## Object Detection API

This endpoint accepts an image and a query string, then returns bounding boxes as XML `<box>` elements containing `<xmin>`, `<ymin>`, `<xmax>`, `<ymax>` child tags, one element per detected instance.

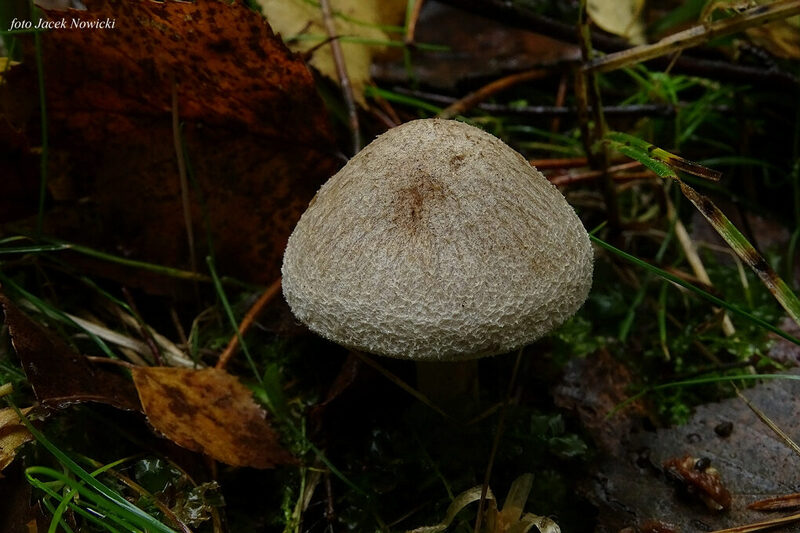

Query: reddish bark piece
<box><xmin>36</xmin><ymin>0</ymin><xmax>333</xmax><ymax>144</ymax></box>
<box><xmin>131</xmin><ymin>367</ymin><xmax>294</xmax><ymax>469</ymax></box>
<box><xmin>0</xmin><ymin>294</ymin><xmax>142</xmax><ymax>411</ymax></box>
<box><xmin>0</xmin><ymin>0</ymin><xmax>339</xmax><ymax>287</ymax></box>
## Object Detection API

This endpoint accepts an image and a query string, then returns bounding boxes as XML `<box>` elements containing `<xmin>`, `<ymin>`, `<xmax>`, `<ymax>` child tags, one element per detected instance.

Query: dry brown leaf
<box><xmin>132</xmin><ymin>367</ymin><xmax>294</xmax><ymax>469</ymax></box>
<box><xmin>0</xmin><ymin>407</ymin><xmax>33</xmax><ymax>475</ymax></box>
<box><xmin>259</xmin><ymin>0</ymin><xmax>407</xmax><ymax>105</ymax></box>
<box><xmin>0</xmin><ymin>293</ymin><xmax>142</xmax><ymax>411</ymax></box>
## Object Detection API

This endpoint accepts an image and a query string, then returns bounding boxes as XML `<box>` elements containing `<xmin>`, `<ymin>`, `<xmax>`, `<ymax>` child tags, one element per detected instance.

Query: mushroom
<box><xmin>281</xmin><ymin>119</ymin><xmax>592</xmax><ymax>406</ymax></box>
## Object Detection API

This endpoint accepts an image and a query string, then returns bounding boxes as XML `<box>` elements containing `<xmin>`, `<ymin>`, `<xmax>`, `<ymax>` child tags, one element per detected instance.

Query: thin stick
<box><xmin>586</xmin><ymin>0</ymin><xmax>800</xmax><ymax>73</ymax></box>
<box><xmin>710</xmin><ymin>512</ymin><xmax>800</xmax><ymax>533</ymax></box>
<box><xmin>216</xmin><ymin>277</ymin><xmax>282</xmax><ymax>370</ymax></box>
<box><xmin>84</xmin><ymin>356</ymin><xmax>135</xmax><ymax>370</ymax></box>
<box><xmin>319</xmin><ymin>0</ymin><xmax>360</xmax><ymax>154</ymax></box>
<box><xmin>531</xmin><ymin>157</ymin><xmax>589</xmax><ymax>169</ymax></box>
<box><xmin>172</xmin><ymin>78</ymin><xmax>197</xmax><ymax>275</ymax></box>
<box><xmin>437</xmin><ymin>69</ymin><xmax>549</xmax><ymax>120</ymax></box>
<box><xmin>575</xmin><ymin>0</ymin><xmax>619</xmax><ymax>229</ymax></box>
<box><xmin>474</xmin><ymin>348</ymin><xmax>524</xmax><ymax>533</ymax></box>
<box><xmin>122</xmin><ymin>287</ymin><xmax>163</xmax><ymax>365</ymax></box>
<box><xmin>404</xmin><ymin>0</ymin><xmax>425</xmax><ymax>45</ymax></box>
<box><xmin>548</xmin><ymin>161</ymin><xmax>646</xmax><ymax>185</ymax></box>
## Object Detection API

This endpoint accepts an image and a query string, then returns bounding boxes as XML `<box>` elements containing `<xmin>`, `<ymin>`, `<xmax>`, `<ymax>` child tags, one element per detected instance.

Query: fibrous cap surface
<box><xmin>282</xmin><ymin>119</ymin><xmax>593</xmax><ymax>361</ymax></box>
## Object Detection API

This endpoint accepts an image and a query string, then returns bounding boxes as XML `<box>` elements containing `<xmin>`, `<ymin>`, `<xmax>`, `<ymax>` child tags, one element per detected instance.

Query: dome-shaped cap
<box><xmin>282</xmin><ymin>119</ymin><xmax>593</xmax><ymax>361</ymax></box>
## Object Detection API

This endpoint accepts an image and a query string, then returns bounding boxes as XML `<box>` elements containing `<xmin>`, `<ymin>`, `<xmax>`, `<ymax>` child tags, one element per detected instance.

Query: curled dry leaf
<box><xmin>132</xmin><ymin>367</ymin><xmax>294</xmax><ymax>469</ymax></box>
<box><xmin>663</xmin><ymin>455</ymin><xmax>732</xmax><ymax>511</ymax></box>
<box><xmin>0</xmin><ymin>406</ymin><xmax>33</xmax><ymax>475</ymax></box>
<box><xmin>0</xmin><ymin>293</ymin><xmax>142</xmax><ymax>411</ymax></box>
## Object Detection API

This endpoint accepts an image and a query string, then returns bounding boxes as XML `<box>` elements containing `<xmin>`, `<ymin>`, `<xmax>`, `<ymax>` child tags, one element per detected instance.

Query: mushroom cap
<box><xmin>282</xmin><ymin>119</ymin><xmax>593</xmax><ymax>361</ymax></box>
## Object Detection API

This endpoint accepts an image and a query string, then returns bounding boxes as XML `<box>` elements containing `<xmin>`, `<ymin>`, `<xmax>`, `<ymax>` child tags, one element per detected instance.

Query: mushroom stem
<box><xmin>416</xmin><ymin>359</ymin><xmax>479</xmax><ymax>411</ymax></box>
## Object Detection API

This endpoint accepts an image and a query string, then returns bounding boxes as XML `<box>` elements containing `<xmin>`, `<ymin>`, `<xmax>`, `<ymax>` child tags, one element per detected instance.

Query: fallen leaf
<box><xmin>662</xmin><ymin>454</ymin><xmax>732</xmax><ymax>511</ymax></box>
<box><xmin>259</xmin><ymin>0</ymin><xmax>407</xmax><ymax>105</ymax></box>
<box><xmin>1</xmin><ymin>0</ymin><xmax>340</xmax><ymax>288</ymax></box>
<box><xmin>587</xmin><ymin>0</ymin><xmax>646</xmax><ymax>44</ymax></box>
<box><xmin>0</xmin><ymin>407</ymin><xmax>33</xmax><ymax>475</ymax></box>
<box><xmin>0</xmin><ymin>293</ymin><xmax>142</xmax><ymax>411</ymax></box>
<box><xmin>132</xmin><ymin>367</ymin><xmax>294</xmax><ymax>469</ymax></box>
<box><xmin>0</xmin><ymin>462</ymin><xmax>37</xmax><ymax>533</ymax></box>
<box><xmin>586</xmin><ymin>370</ymin><xmax>800</xmax><ymax>531</ymax></box>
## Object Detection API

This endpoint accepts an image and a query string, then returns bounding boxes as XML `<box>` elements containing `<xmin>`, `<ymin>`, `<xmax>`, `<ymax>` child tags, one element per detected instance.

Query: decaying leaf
<box><xmin>587</xmin><ymin>0</ymin><xmax>646</xmax><ymax>44</ymax></box>
<box><xmin>258</xmin><ymin>0</ymin><xmax>407</xmax><ymax>105</ymax></box>
<box><xmin>0</xmin><ymin>293</ymin><xmax>142</xmax><ymax>411</ymax></box>
<box><xmin>662</xmin><ymin>455</ymin><xmax>732</xmax><ymax>511</ymax></box>
<box><xmin>1</xmin><ymin>0</ymin><xmax>340</xmax><ymax>288</ymax></box>
<box><xmin>584</xmin><ymin>370</ymin><xmax>800</xmax><ymax>531</ymax></box>
<box><xmin>132</xmin><ymin>367</ymin><xmax>294</xmax><ymax>469</ymax></box>
<box><xmin>0</xmin><ymin>406</ymin><xmax>33</xmax><ymax>475</ymax></box>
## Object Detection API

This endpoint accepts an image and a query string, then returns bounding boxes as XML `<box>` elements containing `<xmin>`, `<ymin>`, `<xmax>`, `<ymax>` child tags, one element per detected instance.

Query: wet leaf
<box><xmin>1</xmin><ymin>0</ymin><xmax>340</xmax><ymax>288</ymax></box>
<box><xmin>131</xmin><ymin>367</ymin><xmax>294</xmax><ymax>469</ymax></box>
<box><xmin>259</xmin><ymin>0</ymin><xmax>407</xmax><ymax>105</ymax></box>
<box><xmin>0</xmin><ymin>293</ymin><xmax>142</xmax><ymax>411</ymax></box>
<box><xmin>0</xmin><ymin>406</ymin><xmax>33</xmax><ymax>475</ymax></box>
<box><xmin>588</xmin><ymin>371</ymin><xmax>800</xmax><ymax>531</ymax></box>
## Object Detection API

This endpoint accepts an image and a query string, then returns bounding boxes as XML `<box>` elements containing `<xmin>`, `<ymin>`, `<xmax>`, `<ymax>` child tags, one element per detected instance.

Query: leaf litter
<box><xmin>563</xmin><ymin>361</ymin><xmax>800</xmax><ymax>532</ymax></box>
<box><xmin>0</xmin><ymin>292</ymin><xmax>142</xmax><ymax>411</ymax></box>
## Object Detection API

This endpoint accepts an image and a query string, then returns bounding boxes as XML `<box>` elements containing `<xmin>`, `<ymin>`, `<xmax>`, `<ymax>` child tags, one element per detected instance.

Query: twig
<box><xmin>404</xmin><ymin>0</ymin><xmax>425</xmax><ymax>45</ymax></box>
<box><xmin>394</xmin><ymin>87</ymin><xmax>729</xmax><ymax>116</ymax></box>
<box><xmin>84</xmin><ymin>356</ymin><xmax>136</xmax><ymax>369</ymax></box>
<box><xmin>172</xmin><ymin>77</ymin><xmax>197</xmax><ymax>275</ymax></box>
<box><xmin>215</xmin><ymin>277</ymin><xmax>282</xmax><ymax>370</ymax></box>
<box><xmin>429</xmin><ymin>0</ymin><xmax>799</xmax><ymax>89</ymax></box>
<box><xmin>319</xmin><ymin>0</ymin><xmax>360</xmax><ymax>154</ymax></box>
<box><xmin>437</xmin><ymin>68</ymin><xmax>549</xmax><ymax>119</ymax></box>
<box><xmin>474</xmin><ymin>348</ymin><xmax>524</xmax><ymax>533</ymax></box>
<box><xmin>531</xmin><ymin>157</ymin><xmax>589</xmax><ymax>169</ymax></box>
<box><xmin>548</xmin><ymin>161</ymin><xmax>651</xmax><ymax>186</ymax></box>
<box><xmin>710</xmin><ymin>512</ymin><xmax>800</xmax><ymax>533</ymax></box>
<box><xmin>575</xmin><ymin>0</ymin><xmax>619</xmax><ymax>229</ymax></box>
<box><xmin>586</xmin><ymin>0</ymin><xmax>800</xmax><ymax>73</ymax></box>
<box><xmin>551</xmin><ymin>72</ymin><xmax>568</xmax><ymax>133</ymax></box>
<box><xmin>122</xmin><ymin>287</ymin><xmax>164</xmax><ymax>365</ymax></box>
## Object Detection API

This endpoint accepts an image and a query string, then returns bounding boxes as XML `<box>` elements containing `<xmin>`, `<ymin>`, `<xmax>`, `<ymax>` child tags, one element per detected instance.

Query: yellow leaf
<box><xmin>587</xmin><ymin>0</ymin><xmax>646</xmax><ymax>44</ymax></box>
<box><xmin>0</xmin><ymin>406</ymin><xmax>34</xmax><ymax>476</ymax></box>
<box><xmin>257</xmin><ymin>0</ymin><xmax>407</xmax><ymax>106</ymax></box>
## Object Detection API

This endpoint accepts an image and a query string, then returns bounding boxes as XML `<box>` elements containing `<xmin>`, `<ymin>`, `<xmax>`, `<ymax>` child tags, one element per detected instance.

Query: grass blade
<box><xmin>590</xmin><ymin>235</ymin><xmax>800</xmax><ymax>346</ymax></box>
